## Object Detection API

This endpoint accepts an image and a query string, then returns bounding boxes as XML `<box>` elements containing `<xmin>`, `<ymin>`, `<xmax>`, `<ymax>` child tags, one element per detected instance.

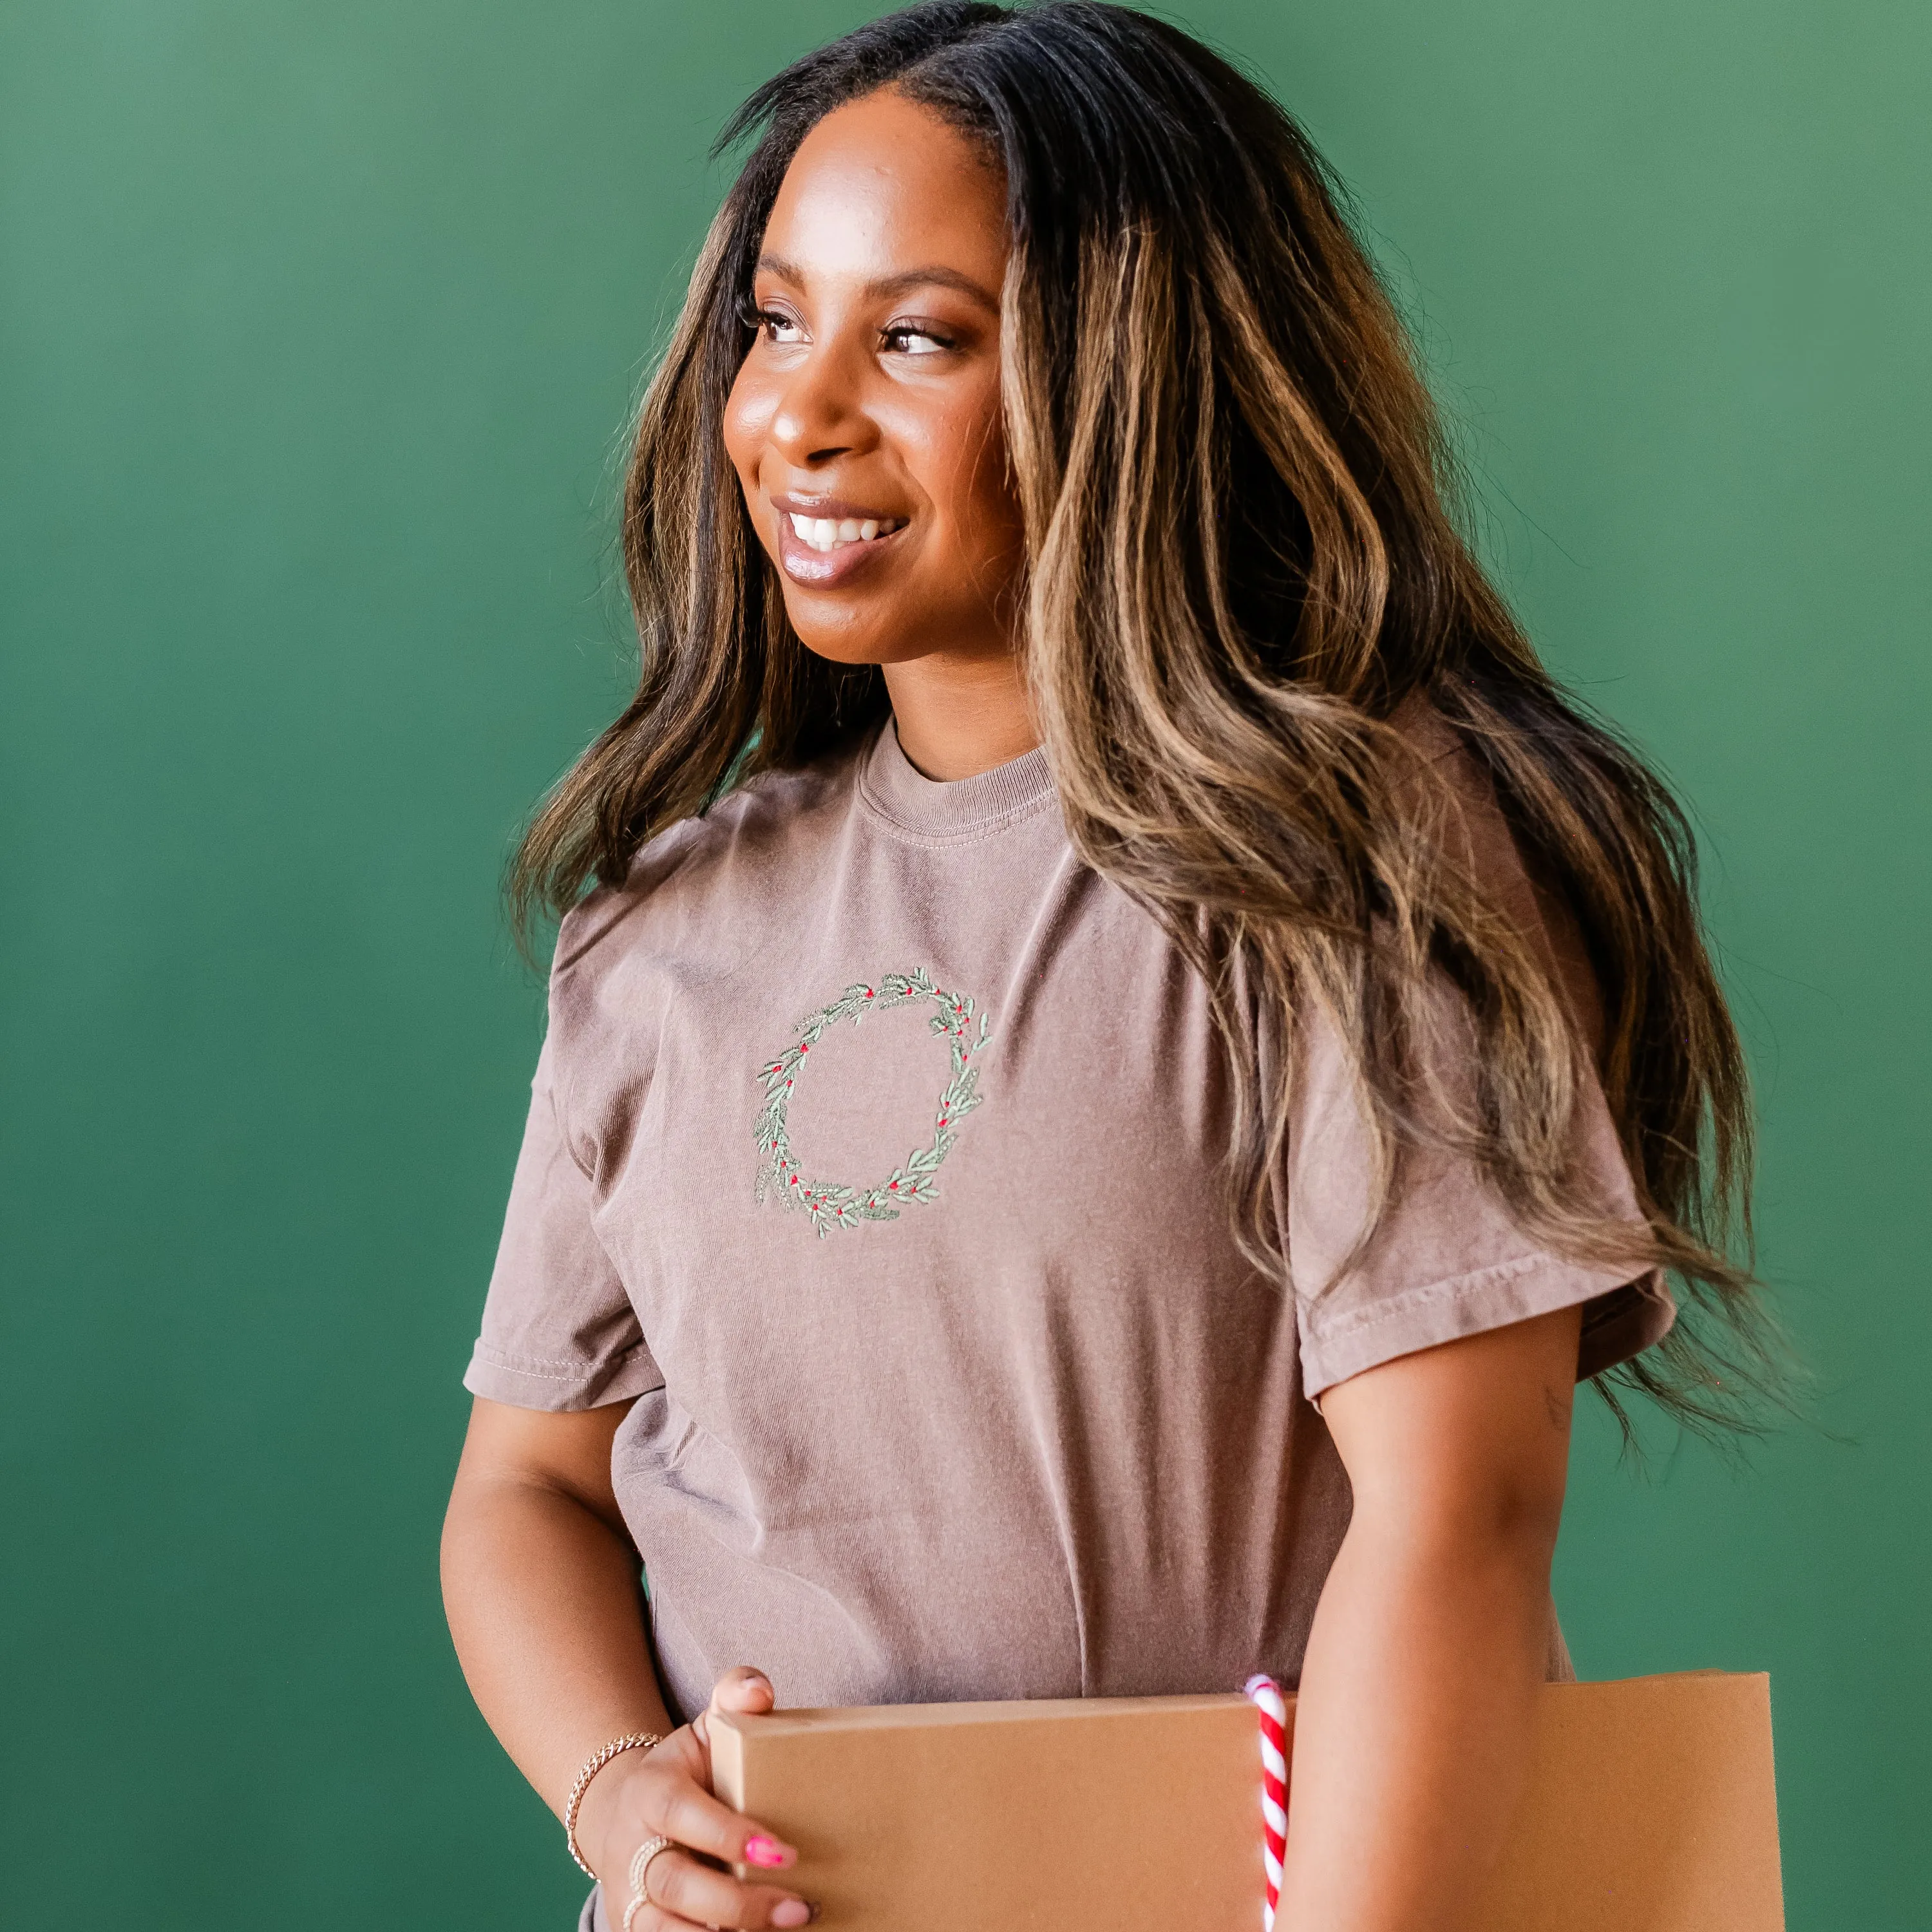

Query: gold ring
<box><xmin>622</xmin><ymin>1835</ymin><xmax>676</xmax><ymax>1929</ymax></box>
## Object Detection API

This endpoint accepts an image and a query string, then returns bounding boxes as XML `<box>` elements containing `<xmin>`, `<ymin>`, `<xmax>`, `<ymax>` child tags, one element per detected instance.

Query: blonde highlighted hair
<box><xmin>513</xmin><ymin>1</ymin><xmax>1777</xmax><ymax>1429</ymax></box>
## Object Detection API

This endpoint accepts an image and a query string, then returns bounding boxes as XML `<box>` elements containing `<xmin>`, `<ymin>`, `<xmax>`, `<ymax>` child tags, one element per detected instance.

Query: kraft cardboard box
<box><xmin>712</xmin><ymin>1671</ymin><xmax>1784</xmax><ymax>1931</ymax></box>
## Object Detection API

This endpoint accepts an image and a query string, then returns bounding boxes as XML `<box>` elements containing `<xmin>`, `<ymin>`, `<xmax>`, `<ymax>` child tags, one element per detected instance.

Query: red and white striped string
<box><xmin>1243</xmin><ymin>1674</ymin><xmax>1289</xmax><ymax>1931</ymax></box>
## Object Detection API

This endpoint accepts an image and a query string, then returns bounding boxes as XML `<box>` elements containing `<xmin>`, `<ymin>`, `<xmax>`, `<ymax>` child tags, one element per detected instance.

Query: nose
<box><xmin>767</xmin><ymin>334</ymin><xmax>877</xmax><ymax>470</ymax></box>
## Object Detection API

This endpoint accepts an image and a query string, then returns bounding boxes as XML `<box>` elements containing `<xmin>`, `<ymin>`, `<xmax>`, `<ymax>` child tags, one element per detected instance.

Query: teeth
<box><xmin>786</xmin><ymin>511</ymin><xmax>904</xmax><ymax>553</ymax></box>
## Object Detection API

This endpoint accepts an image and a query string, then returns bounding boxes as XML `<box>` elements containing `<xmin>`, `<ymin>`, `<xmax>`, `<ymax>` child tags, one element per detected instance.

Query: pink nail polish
<box><xmin>744</xmin><ymin>1833</ymin><xmax>789</xmax><ymax>1868</ymax></box>
<box><xmin>771</xmin><ymin>1902</ymin><xmax>811</xmax><ymax>1929</ymax></box>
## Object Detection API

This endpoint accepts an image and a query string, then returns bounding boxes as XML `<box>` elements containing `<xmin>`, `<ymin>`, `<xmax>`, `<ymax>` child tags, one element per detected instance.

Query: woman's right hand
<box><xmin>576</xmin><ymin>1666</ymin><xmax>814</xmax><ymax>1929</ymax></box>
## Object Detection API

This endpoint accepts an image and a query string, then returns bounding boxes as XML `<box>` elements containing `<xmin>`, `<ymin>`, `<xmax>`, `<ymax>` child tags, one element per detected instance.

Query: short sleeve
<box><xmin>462</xmin><ymin>1033</ymin><xmax>663</xmax><ymax>1412</ymax></box>
<box><xmin>1286</xmin><ymin>714</ymin><xmax>1675</xmax><ymax>1402</ymax></box>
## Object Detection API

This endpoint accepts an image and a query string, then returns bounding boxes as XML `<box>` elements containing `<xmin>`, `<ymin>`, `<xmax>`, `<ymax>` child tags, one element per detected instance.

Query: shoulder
<box><xmin>1387</xmin><ymin>689</ymin><xmax>1606</xmax><ymax>1046</ymax></box>
<box><xmin>551</xmin><ymin>735</ymin><xmax>870</xmax><ymax>984</ymax></box>
<box><xmin>535</xmin><ymin>735</ymin><xmax>871</xmax><ymax>1137</ymax></box>
<box><xmin>1386</xmin><ymin>690</ymin><xmax>1518</xmax><ymax>888</ymax></box>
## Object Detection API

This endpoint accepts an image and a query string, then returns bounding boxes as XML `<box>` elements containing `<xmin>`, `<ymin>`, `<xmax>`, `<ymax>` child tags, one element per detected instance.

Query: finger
<box><xmin>634</xmin><ymin>1730</ymin><xmax>796</xmax><ymax>1870</ymax></box>
<box><xmin>711</xmin><ymin>1665</ymin><xmax>777</xmax><ymax>1716</ymax></box>
<box><xmin>632</xmin><ymin>1848</ymin><xmax>814</xmax><ymax>1930</ymax></box>
<box><xmin>695</xmin><ymin>1666</ymin><xmax>776</xmax><ymax>1753</ymax></box>
<box><xmin>641</xmin><ymin>1775</ymin><xmax>797</xmax><ymax>1873</ymax></box>
<box><xmin>634</xmin><ymin>1908</ymin><xmax>809</xmax><ymax>1932</ymax></box>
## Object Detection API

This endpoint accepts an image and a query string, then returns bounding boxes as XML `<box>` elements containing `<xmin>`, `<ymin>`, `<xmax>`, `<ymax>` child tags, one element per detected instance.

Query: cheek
<box><xmin>721</xmin><ymin>368</ymin><xmax>773</xmax><ymax>491</ymax></box>
<box><xmin>910</xmin><ymin>383</ymin><xmax>1017</xmax><ymax>547</ymax></box>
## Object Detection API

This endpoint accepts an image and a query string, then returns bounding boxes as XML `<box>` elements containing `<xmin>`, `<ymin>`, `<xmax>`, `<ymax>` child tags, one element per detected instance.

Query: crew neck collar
<box><xmin>858</xmin><ymin>715</ymin><xmax>1056</xmax><ymax>837</ymax></box>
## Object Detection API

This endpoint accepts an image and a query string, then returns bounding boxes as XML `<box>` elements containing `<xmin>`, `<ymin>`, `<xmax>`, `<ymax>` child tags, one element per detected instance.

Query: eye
<box><xmin>882</xmin><ymin>321</ymin><xmax>957</xmax><ymax>357</ymax></box>
<box><xmin>748</xmin><ymin>305</ymin><xmax>805</xmax><ymax>345</ymax></box>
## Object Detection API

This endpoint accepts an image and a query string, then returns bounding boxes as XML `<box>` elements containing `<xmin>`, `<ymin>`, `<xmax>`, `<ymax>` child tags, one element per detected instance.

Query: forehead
<box><xmin>760</xmin><ymin>89</ymin><xmax>1007</xmax><ymax>287</ymax></box>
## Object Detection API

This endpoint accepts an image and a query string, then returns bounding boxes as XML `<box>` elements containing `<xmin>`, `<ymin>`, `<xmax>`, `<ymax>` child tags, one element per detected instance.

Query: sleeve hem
<box><xmin>1300</xmin><ymin>1251</ymin><xmax>1671</xmax><ymax>1403</ymax></box>
<box><xmin>462</xmin><ymin>1340</ymin><xmax>664</xmax><ymax>1413</ymax></box>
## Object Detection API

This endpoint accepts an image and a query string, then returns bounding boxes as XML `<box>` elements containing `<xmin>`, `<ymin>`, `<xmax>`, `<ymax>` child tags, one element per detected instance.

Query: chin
<box><xmin>785</xmin><ymin>614</ymin><xmax>938</xmax><ymax>670</ymax></box>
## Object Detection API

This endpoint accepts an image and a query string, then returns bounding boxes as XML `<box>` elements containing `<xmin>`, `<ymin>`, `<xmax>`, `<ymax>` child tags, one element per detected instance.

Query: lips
<box><xmin>770</xmin><ymin>493</ymin><xmax>909</xmax><ymax>588</ymax></box>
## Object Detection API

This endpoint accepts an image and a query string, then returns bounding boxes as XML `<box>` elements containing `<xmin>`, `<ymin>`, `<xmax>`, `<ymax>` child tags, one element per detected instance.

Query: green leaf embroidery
<box><xmin>753</xmin><ymin>969</ymin><xmax>993</xmax><ymax>1237</ymax></box>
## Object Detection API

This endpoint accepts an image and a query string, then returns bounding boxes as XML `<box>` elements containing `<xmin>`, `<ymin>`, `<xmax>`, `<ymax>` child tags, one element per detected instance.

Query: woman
<box><xmin>441</xmin><ymin>6</ymin><xmax>1768</xmax><ymax>1928</ymax></box>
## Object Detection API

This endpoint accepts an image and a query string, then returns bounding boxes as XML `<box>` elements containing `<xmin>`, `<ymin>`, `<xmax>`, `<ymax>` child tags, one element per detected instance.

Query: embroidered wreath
<box><xmin>754</xmin><ymin>967</ymin><xmax>992</xmax><ymax>1237</ymax></box>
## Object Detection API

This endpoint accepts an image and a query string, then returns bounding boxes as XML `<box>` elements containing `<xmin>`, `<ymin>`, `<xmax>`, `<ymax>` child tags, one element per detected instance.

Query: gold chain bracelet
<box><xmin>563</xmin><ymin>1732</ymin><xmax>665</xmax><ymax>1877</ymax></box>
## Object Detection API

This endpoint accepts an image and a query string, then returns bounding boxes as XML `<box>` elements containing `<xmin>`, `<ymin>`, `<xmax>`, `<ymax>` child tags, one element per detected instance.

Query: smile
<box><xmin>786</xmin><ymin>511</ymin><xmax>908</xmax><ymax>553</ymax></box>
<box><xmin>771</xmin><ymin>496</ymin><xmax>911</xmax><ymax>588</ymax></box>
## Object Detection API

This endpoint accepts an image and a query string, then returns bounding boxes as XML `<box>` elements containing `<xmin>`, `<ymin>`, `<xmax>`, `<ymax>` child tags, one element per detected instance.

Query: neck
<box><xmin>881</xmin><ymin>650</ymin><xmax>1039</xmax><ymax>781</ymax></box>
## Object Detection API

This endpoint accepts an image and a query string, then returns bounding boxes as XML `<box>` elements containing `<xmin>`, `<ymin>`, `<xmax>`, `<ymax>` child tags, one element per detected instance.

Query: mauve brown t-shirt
<box><xmin>464</xmin><ymin>713</ymin><xmax>1670</xmax><ymax>1722</ymax></box>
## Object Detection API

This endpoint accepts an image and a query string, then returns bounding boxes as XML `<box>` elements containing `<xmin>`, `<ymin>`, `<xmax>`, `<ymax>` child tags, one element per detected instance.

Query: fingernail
<box><xmin>772</xmin><ymin>1901</ymin><xmax>811</xmax><ymax>1927</ymax></box>
<box><xmin>744</xmin><ymin>1833</ymin><xmax>792</xmax><ymax>1868</ymax></box>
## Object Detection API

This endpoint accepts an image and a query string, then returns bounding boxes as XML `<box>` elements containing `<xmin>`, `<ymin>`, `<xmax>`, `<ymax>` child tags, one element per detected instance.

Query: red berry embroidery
<box><xmin>752</xmin><ymin>968</ymin><xmax>991</xmax><ymax>1237</ymax></box>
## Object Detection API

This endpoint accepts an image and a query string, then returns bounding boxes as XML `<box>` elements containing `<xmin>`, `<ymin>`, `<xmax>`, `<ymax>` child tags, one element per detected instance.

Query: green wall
<box><xmin>2</xmin><ymin>3</ymin><xmax>1924</xmax><ymax>1926</ymax></box>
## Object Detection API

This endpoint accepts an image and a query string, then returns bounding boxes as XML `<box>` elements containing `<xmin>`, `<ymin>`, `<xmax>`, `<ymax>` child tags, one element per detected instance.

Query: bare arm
<box><xmin>441</xmin><ymin>1396</ymin><xmax>813</xmax><ymax>1929</ymax></box>
<box><xmin>1278</xmin><ymin>1303</ymin><xmax>1582</xmax><ymax>1931</ymax></box>
<box><xmin>442</xmin><ymin>1397</ymin><xmax>667</xmax><ymax>1799</ymax></box>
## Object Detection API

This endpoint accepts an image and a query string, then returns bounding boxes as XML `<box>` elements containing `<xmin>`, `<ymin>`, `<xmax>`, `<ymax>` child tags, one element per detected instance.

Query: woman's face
<box><xmin>723</xmin><ymin>90</ymin><xmax>1023</xmax><ymax>668</ymax></box>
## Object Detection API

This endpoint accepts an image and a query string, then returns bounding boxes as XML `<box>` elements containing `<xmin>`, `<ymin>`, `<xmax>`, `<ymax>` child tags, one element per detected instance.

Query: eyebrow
<box><xmin>755</xmin><ymin>254</ymin><xmax>1001</xmax><ymax>314</ymax></box>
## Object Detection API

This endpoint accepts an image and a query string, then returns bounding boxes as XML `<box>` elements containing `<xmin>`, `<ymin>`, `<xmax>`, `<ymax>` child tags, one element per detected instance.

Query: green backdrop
<box><xmin>2</xmin><ymin>3</ymin><xmax>1925</xmax><ymax>1925</ymax></box>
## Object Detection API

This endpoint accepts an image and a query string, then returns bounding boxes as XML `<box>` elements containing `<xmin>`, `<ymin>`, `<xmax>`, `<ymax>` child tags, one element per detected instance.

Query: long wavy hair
<box><xmin>512</xmin><ymin>0</ymin><xmax>1776</xmax><ymax>1428</ymax></box>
